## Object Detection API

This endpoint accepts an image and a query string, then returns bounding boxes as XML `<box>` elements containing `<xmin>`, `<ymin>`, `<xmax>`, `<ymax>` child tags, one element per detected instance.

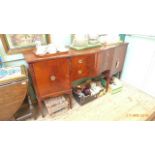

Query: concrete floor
<box><xmin>30</xmin><ymin>83</ymin><xmax>155</xmax><ymax>121</ymax></box>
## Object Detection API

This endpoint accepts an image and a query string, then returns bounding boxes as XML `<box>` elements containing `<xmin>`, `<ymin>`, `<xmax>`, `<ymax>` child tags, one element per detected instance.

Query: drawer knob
<box><xmin>78</xmin><ymin>70</ymin><xmax>83</xmax><ymax>74</ymax></box>
<box><xmin>78</xmin><ymin>59</ymin><xmax>83</xmax><ymax>64</ymax></box>
<box><xmin>50</xmin><ymin>75</ymin><xmax>56</xmax><ymax>81</ymax></box>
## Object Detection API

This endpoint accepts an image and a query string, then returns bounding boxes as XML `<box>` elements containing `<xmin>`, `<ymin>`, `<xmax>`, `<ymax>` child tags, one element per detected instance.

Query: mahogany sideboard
<box><xmin>24</xmin><ymin>43</ymin><xmax>128</xmax><ymax>116</ymax></box>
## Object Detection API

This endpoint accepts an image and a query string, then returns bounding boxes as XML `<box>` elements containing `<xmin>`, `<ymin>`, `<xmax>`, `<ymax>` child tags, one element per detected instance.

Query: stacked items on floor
<box><xmin>73</xmin><ymin>80</ymin><xmax>105</xmax><ymax>105</ymax></box>
<box><xmin>44</xmin><ymin>96</ymin><xmax>69</xmax><ymax>115</ymax></box>
<box><xmin>109</xmin><ymin>77</ymin><xmax>123</xmax><ymax>94</ymax></box>
<box><xmin>101</xmin><ymin>77</ymin><xmax>123</xmax><ymax>94</ymax></box>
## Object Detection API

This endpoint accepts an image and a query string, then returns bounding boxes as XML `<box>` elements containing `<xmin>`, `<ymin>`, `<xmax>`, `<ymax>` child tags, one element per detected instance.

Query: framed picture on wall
<box><xmin>0</xmin><ymin>34</ymin><xmax>51</xmax><ymax>54</ymax></box>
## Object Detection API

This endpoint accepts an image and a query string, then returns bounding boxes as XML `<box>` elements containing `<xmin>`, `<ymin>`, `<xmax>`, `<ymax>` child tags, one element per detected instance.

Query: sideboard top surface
<box><xmin>23</xmin><ymin>43</ymin><xmax>128</xmax><ymax>64</ymax></box>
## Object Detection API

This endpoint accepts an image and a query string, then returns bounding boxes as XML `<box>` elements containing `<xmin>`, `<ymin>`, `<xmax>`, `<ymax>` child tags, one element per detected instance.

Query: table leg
<box><xmin>38</xmin><ymin>99</ymin><xmax>45</xmax><ymax>117</ymax></box>
<box><xmin>119</xmin><ymin>71</ymin><xmax>122</xmax><ymax>79</ymax></box>
<box><xmin>68</xmin><ymin>94</ymin><xmax>72</xmax><ymax>109</ymax></box>
<box><xmin>28</xmin><ymin>95</ymin><xmax>36</xmax><ymax>120</ymax></box>
<box><xmin>105</xmin><ymin>71</ymin><xmax>111</xmax><ymax>92</ymax></box>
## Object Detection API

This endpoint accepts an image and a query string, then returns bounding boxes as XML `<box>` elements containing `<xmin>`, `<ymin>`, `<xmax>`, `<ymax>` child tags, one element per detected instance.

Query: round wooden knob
<box><xmin>50</xmin><ymin>75</ymin><xmax>56</xmax><ymax>81</ymax></box>
<box><xmin>78</xmin><ymin>59</ymin><xmax>83</xmax><ymax>64</ymax></box>
<box><xmin>78</xmin><ymin>70</ymin><xmax>82</xmax><ymax>74</ymax></box>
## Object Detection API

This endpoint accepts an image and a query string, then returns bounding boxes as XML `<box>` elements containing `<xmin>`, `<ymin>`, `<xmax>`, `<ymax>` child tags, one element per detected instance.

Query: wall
<box><xmin>121</xmin><ymin>35</ymin><xmax>155</xmax><ymax>97</ymax></box>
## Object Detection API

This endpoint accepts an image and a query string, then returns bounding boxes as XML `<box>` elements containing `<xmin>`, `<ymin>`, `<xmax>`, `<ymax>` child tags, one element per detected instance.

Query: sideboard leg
<box><xmin>119</xmin><ymin>71</ymin><xmax>122</xmax><ymax>79</ymax></box>
<box><xmin>38</xmin><ymin>100</ymin><xmax>45</xmax><ymax>117</ymax></box>
<box><xmin>106</xmin><ymin>77</ymin><xmax>110</xmax><ymax>92</ymax></box>
<box><xmin>68</xmin><ymin>94</ymin><xmax>72</xmax><ymax>109</ymax></box>
<box><xmin>105</xmin><ymin>71</ymin><xmax>111</xmax><ymax>92</ymax></box>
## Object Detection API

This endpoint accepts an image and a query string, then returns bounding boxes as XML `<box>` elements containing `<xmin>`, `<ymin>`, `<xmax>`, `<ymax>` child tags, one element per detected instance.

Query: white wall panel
<box><xmin>121</xmin><ymin>35</ymin><xmax>155</xmax><ymax>97</ymax></box>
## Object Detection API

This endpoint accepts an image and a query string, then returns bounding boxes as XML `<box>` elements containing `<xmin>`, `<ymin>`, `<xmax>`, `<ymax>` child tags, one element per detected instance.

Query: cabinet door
<box><xmin>33</xmin><ymin>58</ymin><xmax>71</xmax><ymax>97</ymax></box>
<box><xmin>71</xmin><ymin>54</ymin><xmax>95</xmax><ymax>81</ymax></box>
<box><xmin>111</xmin><ymin>44</ymin><xmax>128</xmax><ymax>75</ymax></box>
<box><xmin>97</xmin><ymin>49</ymin><xmax>114</xmax><ymax>74</ymax></box>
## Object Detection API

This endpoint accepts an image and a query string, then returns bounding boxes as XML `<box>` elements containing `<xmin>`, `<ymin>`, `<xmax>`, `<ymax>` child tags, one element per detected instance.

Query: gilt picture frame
<box><xmin>0</xmin><ymin>34</ymin><xmax>51</xmax><ymax>54</ymax></box>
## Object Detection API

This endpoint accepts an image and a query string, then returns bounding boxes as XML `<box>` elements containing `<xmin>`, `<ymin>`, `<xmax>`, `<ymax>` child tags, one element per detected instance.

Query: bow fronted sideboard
<box><xmin>24</xmin><ymin>43</ymin><xmax>128</xmax><ymax>116</ymax></box>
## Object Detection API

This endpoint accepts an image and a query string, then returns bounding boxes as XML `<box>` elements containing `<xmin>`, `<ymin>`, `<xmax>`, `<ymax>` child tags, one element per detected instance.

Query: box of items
<box><xmin>100</xmin><ymin>77</ymin><xmax>123</xmax><ymax>94</ymax></box>
<box><xmin>73</xmin><ymin>80</ymin><xmax>105</xmax><ymax>105</ymax></box>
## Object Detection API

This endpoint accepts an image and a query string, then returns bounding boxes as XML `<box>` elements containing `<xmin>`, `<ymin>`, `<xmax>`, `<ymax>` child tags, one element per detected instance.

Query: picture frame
<box><xmin>0</xmin><ymin>34</ymin><xmax>51</xmax><ymax>54</ymax></box>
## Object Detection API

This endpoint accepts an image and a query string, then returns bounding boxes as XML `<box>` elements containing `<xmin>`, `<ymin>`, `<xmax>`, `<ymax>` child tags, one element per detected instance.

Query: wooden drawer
<box><xmin>32</xmin><ymin>58</ymin><xmax>71</xmax><ymax>97</ymax></box>
<box><xmin>71</xmin><ymin>54</ymin><xmax>95</xmax><ymax>81</ymax></box>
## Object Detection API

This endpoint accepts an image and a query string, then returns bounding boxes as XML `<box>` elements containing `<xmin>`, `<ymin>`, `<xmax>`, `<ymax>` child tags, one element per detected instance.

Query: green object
<box><xmin>72</xmin><ymin>77</ymin><xmax>91</xmax><ymax>87</ymax></box>
<box><xmin>101</xmin><ymin>78</ymin><xmax>106</xmax><ymax>87</ymax></box>
<box><xmin>119</xmin><ymin>34</ymin><xmax>126</xmax><ymax>42</ymax></box>
<box><xmin>111</xmin><ymin>87</ymin><xmax>122</xmax><ymax>94</ymax></box>
<box><xmin>70</xmin><ymin>42</ymin><xmax>102</xmax><ymax>50</ymax></box>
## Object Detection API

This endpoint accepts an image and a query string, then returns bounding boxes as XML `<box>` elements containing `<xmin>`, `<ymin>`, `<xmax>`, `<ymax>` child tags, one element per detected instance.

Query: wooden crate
<box><xmin>44</xmin><ymin>96</ymin><xmax>69</xmax><ymax>115</ymax></box>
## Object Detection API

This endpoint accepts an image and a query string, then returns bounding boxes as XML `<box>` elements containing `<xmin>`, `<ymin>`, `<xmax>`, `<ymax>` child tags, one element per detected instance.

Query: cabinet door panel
<box><xmin>33</xmin><ymin>58</ymin><xmax>71</xmax><ymax>97</ymax></box>
<box><xmin>98</xmin><ymin>49</ymin><xmax>114</xmax><ymax>74</ymax></box>
<box><xmin>111</xmin><ymin>44</ymin><xmax>128</xmax><ymax>75</ymax></box>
